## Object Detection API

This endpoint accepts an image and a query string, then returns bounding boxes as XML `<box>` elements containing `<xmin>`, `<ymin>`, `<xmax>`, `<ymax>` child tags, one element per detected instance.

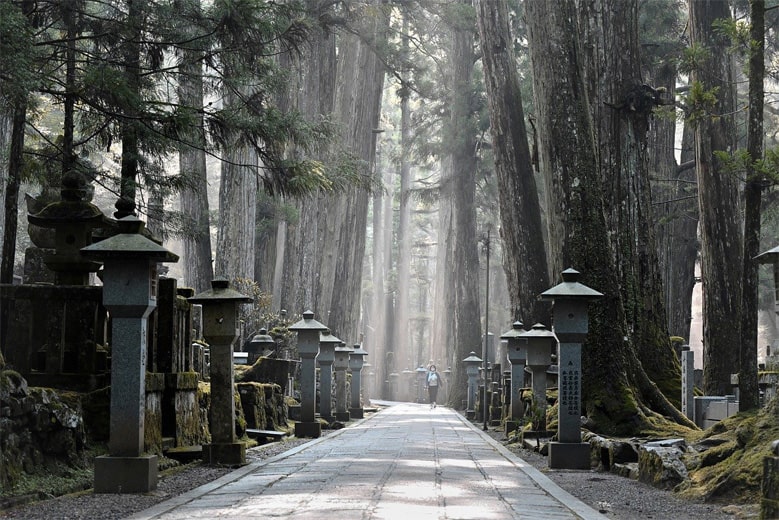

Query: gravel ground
<box><xmin>0</xmin><ymin>418</ymin><xmax>760</xmax><ymax>520</ymax></box>
<box><xmin>503</xmin><ymin>439</ymin><xmax>757</xmax><ymax>520</ymax></box>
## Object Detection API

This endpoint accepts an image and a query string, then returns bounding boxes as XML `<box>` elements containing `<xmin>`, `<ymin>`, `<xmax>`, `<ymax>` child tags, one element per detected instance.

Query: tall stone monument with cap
<box><xmin>540</xmin><ymin>268</ymin><xmax>602</xmax><ymax>470</ymax></box>
<box><xmin>81</xmin><ymin>216</ymin><xmax>179</xmax><ymax>493</ymax></box>
<box><xmin>334</xmin><ymin>342</ymin><xmax>354</xmax><ymax>422</ymax></box>
<box><xmin>501</xmin><ymin>321</ymin><xmax>527</xmax><ymax>424</ymax></box>
<box><xmin>189</xmin><ymin>279</ymin><xmax>253</xmax><ymax>465</ymax></box>
<box><xmin>349</xmin><ymin>343</ymin><xmax>368</xmax><ymax>418</ymax></box>
<box><xmin>289</xmin><ymin>311</ymin><xmax>328</xmax><ymax>438</ymax></box>
<box><xmin>318</xmin><ymin>329</ymin><xmax>342</xmax><ymax>423</ymax></box>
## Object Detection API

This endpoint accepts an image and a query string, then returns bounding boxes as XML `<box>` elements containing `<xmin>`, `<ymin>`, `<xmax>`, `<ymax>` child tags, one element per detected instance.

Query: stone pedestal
<box><xmin>94</xmin><ymin>455</ymin><xmax>158</xmax><ymax>493</ymax></box>
<box><xmin>203</xmin><ymin>442</ymin><xmax>246</xmax><ymax>466</ymax></box>
<box><xmin>548</xmin><ymin>442</ymin><xmax>590</xmax><ymax>470</ymax></box>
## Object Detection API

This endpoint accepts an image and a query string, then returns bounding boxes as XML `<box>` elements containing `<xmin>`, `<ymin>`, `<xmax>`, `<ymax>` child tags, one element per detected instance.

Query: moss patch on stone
<box><xmin>678</xmin><ymin>403</ymin><xmax>779</xmax><ymax>504</ymax></box>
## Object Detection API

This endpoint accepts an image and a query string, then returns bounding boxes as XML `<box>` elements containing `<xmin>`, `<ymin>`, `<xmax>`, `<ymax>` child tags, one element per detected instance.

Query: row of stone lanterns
<box><xmin>288</xmin><ymin>311</ymin><xmax>368</xmax><ymax>438</ymax></box>
<box><xmin>477</xmin><ymin>268</ymin><xmax>601</xmax><ymax>470</ymax></box>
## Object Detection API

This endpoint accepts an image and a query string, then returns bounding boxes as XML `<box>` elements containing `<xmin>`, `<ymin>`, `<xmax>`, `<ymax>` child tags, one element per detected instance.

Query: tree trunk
<box><xmin>394</xmin><ymin>9</ymin><xmax>413</xmax><ymax>371</ymax></box>
<box><xmin>177</xmin><ymin>7</ymin><xmax>214</xmax><ymax>293</ymax></box>
<box><xmin>445</xmin><ymin>0</ymin><xmax>482</xmax><ymax>407</ymax></box>
<box><xmin>215</xmin><ymin>89</ymin><xmax>258</xmax><ymax>281</ymax></box>
<box><xmin>739</xmin><ymin>0</ymin><xmax>765</xmax><ymax>411</ymax></box>
<box><xmin>1</xmin><ymin>104</ymin><xmax>26</xmax><ymax>284</ymax></box>
<box><xmin>326</xmin><ymin>3</ymin><xmax>387</xmax><ymax>343</ymax></box>
<box><xmin>656</xmin><ymin>125</ymin><xmax>698</xmax><ymax>340</ymax></box>
<box><xmin>526</xmin><ymin>0</ymin><xmax>691</xmax><ymax>434</ymax></box>
<box><xmin>688</xmin><ymin>0</ymin><xmax>743</xmax><ymax>396</ymax></box>
<box><xmin>475</xmin><ymin>0</ymin><xmax>550</xmax><ymax>326</ymax></box>
<box><xmin>578</xmin><ymin>0</ymin><xmax>682</xmax><ymax>405</ymax></box>
<box><xmin>115</xmin><ymin>0</ymin><xmax>143</xmax><ymax>219</ymax></box>
<box><xmin>278</xmin><ymin>1</ymin><xmax>336</xmax><ymax>317</ymax></box>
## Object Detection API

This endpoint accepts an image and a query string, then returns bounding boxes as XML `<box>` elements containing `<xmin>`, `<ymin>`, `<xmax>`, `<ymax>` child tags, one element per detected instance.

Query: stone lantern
<box><xmin>362</xmin><ymin>362</ymin><xmax>373</xmax><ymax>402</ymax></box>
<box><xmin>246</xmin><ymin>328</ymin><xmax>275</xmax><ymax>365</ymax></box>
<box><xmin>189</xmin><ymin>278</ymin><xmax>253</xmax><ymax>466</ymax></box>
<box><xmin>523</xmin><ymin>323</ymin><xmax>556</xmax><ymax>427</ymax></box>
<box><xmin>349</xmin><ymin>343</ymin><xmax>368</xmax><ymax>418</ymax></box>
<box><xmin>81</xmin><ymin>216</ymin><xmax>178</xmax><ymax>493</ymax></box>
<box><xmin>442</xmin><ymin>367</ymin><xmax>452</xmax><ymax>403</ymax></box>
<box><xmin>463</xmin><ymin>352</ymin><xmax>483</xmax><ymax>419</ymax></box>
<box><xmin>318</xmin><ymin>329</ymin><xmax>342</xmax><ymax>423</ymax></box>
<box><xmin>333</xmin><ymin>342</ymin><xmax>354</xmax><ymax>421</ymax></box>
<box><xmin>289</xmin><ymin>311</ymin><xmax>328</xmax><ymax>438</ymax></box>
<box><xmin>416</xmin><ymin>365</ymin><xmax>428</xmax><ymax>403</ymax></box>
<box><xmin>540</xmin><ymin>268</ymin><xmax>602</xmax><ymax>470</ymax></box>
<box><xmin>501</xmin><ymin>321</ymin><xmax>527</xmax><ymax>422</ymax></box>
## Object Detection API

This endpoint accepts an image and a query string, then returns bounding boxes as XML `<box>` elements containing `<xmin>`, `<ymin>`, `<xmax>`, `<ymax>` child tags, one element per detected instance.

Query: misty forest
<box><xmin>2</xmin><ymin>0</ymin><xmax>779</xmax><ymax>440</ymax></box>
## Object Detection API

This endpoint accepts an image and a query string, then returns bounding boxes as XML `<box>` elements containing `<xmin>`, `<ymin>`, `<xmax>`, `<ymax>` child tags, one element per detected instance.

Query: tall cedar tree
<box><xmin>526</xmin><ymin>0</ymin><xmax>691</xmax><ymax>434</ymax></box>
<box><xmin>688</xmin><ymin>0</ymin><xmax>743</xmax><ymax>396</ymax></box>
<box><xmin>475</xmin><ymin>0</ymin><xmax>550</xmax><ymax>326</ymax></box>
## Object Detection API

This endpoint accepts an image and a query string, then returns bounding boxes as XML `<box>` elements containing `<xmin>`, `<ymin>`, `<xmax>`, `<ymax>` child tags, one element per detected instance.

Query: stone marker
<box><xmin>524</xmin><ymin>323</ymin><xmax>556</xmax><ymax>427</ymax></box>
<box><xmin>463</xmin><ymin>352</ymin><xmax>482</xmax><ymax>419</ymax></box>
<box><xmin>334</xmin><ymin>342</ymin><xmax>353</xmax><ymax>422</ymax></box>
<box><xmin>289</xmin><ymin>311</ymin><xmax>328</xmax><ymax>438</ymax></box>
<box><xmin>540</xmin><ymin>268</ymin><xmax>602</xmax><ymax>470</ymax></box>
<box><xmin>501</xmin><ymin>321</ymin><xmax>527</xmax><ymax>422</ymax></box>
<box><xmin>681</xmin><ymin>345</ymin><xmax>694</xmax><ymax>421</ymax></box>
<box><xmin>189</xmin><ymin>279</ymin><xmax>253</xmax><ymax>466</ymax></box>
<box><xmin>318</xmin><ymin>329</ymin><xmax>342</xmax><ymax>422</ymax></box>
<box><xmin>349</xmin><ymin>343</ymin><xmax>368</xmax><ymax>418</ymax></box>
<box><xmin>81</xmin><ymin>216</ymin><xmax>179</xmax><ymax>493</ymax></box>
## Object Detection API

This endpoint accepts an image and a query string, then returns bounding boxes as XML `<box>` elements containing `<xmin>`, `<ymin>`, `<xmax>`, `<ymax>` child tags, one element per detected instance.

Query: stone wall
<box><xmin>0</xmin><ymin>367</ymin><xmax>88</xmax><ymax>492</ymax></box>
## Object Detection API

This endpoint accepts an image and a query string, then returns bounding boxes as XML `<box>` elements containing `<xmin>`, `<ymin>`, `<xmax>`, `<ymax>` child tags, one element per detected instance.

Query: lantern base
<box><xmin>335</xmin><ymin>411</ymin><xmax>351</xmax><ymax>422</ymax></box>
<box><xmin>94</xmin><ymin>454</ymin><xmax>158</xmax><ymax>493</ymax></box>
<box><xmin>295</xmin><ymin>421</ymin><xmax>322</xmax><ymax>438</ymax></box>
<box><xmin>203</xmin><ymin>442</ymin><xmax>246</xmax><ymax>466</ymax></box>
<box><xmin>349</xmin><ymin>408</ymin><xmax>364</xmax><ymax>419</ymax></box>
<box><xmin>548</xmin><ymin>442</ymin><xmax>591</xmax><ymax>470</ymax></box>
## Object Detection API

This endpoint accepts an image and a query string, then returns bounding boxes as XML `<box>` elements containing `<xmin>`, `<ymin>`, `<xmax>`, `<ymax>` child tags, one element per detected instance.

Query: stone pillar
<box><xmin>189</xmin><ymin>279</ymin><xmax>252</xmax><ymax>466</ymax></box>
<box><xmin>81</xmin><ymin>217</ymin><xmax>178</xmax><ymax>493</ymax></box>
<box><xmin>349</xmin><ymin>344</ymin><xmax>367</xmax><ymax>418</ymax></box>
<box><xmin>463</xmin><ymin>352</ymin><xmax>482</xmax><ymax>419</ymax></box>
<box><xmin>334</xmin><ymin>342</ymin><xmax>353</xmax><ymax>422</ymax></box>
<box><xmin>416</xmin><ymin>366</ymin><xmax>427</xmax><ymax>403</ymax></box>
<box><xmin>681</xmin><ymin>346</ymin><xmax>695</xmax><ymax>421</ymax></box>
<box><xmin>389</xmin><ymin>372</ymin><xmax>399</xmax><ymax>401</ymax></box>
<box><xmin>524</xmin><ymin>323</ymin><xmax>556</xmax><ymax>429</ymax></box>
<box><xmin>502</xmin><ymin>321</ymin><xmax>527</xmax><ymax>424</ymax></box>
<box><xmin>540</xmin><ymin>268</ymin><xmax>602</xmax><ymax>470</ymax></box>
<box><xmin>289</xmin><ymin>311</ymin><xmax>328</xmax><ymax>438</ymax></box>
<box><xmin>318</xmin><ymin>330</ymin><xmax>341</xmax><ymax>422</ymax></box>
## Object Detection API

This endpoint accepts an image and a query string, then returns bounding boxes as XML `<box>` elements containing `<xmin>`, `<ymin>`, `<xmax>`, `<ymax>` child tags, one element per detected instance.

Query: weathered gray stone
<box><xmin>639</xmin><ymin>444</ymin><xmax>689</xmax><ymax>490</ymax></box>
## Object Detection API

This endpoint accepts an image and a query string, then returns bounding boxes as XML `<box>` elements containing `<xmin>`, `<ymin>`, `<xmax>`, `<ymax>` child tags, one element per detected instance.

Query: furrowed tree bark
<box><xmin>739</xmin><ymin>0</ymin><xmax>765</xmax><ymax>412</ymax></box>
<box><xmin>526</xmin><ymin>0</ymin><xmax>692</xmax><ymax>434</ymax></box>
<box><xmin>475</xmin><ymin>0</ymin><xmax>550</xmax><ymax>326</ymax></box>
<box><xmin>445</xmin><ymin>0</ymin><xmax>482</xmax><ymax>408</ymax></box>
<box><xmin>177</xmin><ymin>0</ymin><xmax>213</xmax><ymax>294</ymax></box>
<box><xmin>688</xmin><ymin>0</ymin><xmax>743</xmax><ymax>396</ymax></box>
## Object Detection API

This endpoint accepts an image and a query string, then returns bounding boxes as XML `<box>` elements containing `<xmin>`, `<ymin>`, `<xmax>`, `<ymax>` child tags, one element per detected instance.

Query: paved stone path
<box><xmin>129</xmin><ymin>402</ymin><xmax>606</xmax><ymax>519</ymax></box>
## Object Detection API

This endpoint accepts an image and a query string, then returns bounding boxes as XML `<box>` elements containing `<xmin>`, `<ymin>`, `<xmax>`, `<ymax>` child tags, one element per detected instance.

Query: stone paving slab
<box><xmin>128</xmin><ymin>402</ymin><xmax>606</xmax><ymax>519</ymax></box>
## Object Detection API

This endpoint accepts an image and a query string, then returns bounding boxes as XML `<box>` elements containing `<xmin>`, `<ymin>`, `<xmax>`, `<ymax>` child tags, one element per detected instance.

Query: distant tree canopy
<box><xmin>1</xmin><ymin>0</ymin><xmax>371</xmax><ymax>217</ymax></box>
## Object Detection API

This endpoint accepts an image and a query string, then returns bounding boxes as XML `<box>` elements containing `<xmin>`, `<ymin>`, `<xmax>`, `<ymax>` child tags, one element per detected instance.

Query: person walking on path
<box><xmin>426</xmin><ymin>364</ymin><xmax>441</xmax><ymax>407</ymax></box>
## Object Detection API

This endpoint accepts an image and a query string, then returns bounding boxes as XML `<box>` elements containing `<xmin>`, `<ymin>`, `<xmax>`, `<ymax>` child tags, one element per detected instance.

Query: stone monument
<box><xmin>188</xmin><ymin>279</ymin><xmax>253</xmax><ymax>465</ymax></box>
<box><xmin>81</xmin><ymin>216</ymin><xmax>179</xmax><ymax>493</ymax></box>
<box><xmin>540</xmin><ymin>268</ymin><xmax>602</xmax><ymax>470</ymax></box>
